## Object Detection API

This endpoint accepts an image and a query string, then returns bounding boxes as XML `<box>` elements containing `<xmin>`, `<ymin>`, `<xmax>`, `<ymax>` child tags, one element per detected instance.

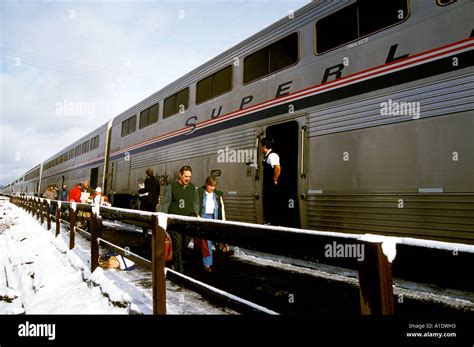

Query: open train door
<box><xmin>90</xmin><ymin>167</ymin><xmax>99</xmax><ymax>190</ymax></box>
<box><xmin>263</xmin><ymin>121</ymin><xmax>300</xmax><ymax>228</ymax></box>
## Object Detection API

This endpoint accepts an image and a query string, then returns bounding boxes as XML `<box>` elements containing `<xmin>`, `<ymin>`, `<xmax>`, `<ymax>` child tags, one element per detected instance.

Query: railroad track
<box><xmin>96</xmin><ymin>222</ymin><xmax>474</xmax><ymax>315</ymax></box>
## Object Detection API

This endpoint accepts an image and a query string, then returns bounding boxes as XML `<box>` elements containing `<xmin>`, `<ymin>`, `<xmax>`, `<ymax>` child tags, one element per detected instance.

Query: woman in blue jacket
<box><xmin>195</xmin><ymin>176</ymin><xmax>224</xmax><ymax>272</ymax></box>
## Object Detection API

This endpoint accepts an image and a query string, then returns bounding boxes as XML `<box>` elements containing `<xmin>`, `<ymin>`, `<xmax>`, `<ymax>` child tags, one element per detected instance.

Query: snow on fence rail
<box><xmin>5</xmin><ymin>194</ymin><xmax>474</xmax><ymax>315</ymax></box>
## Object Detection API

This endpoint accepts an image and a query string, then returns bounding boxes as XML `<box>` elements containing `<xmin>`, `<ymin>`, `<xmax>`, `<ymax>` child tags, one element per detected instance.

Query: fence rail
<box><xmin>5</xmin><ymin>194</ymin><xmax>474</xmax><ymax>315</ymax></box>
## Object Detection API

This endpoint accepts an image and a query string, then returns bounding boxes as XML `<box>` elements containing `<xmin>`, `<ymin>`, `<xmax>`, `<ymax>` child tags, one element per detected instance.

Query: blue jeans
<box><xmin>201</xmin><ymin>213</ymin><xmax>214</xmax><ymax>266</ymax></box>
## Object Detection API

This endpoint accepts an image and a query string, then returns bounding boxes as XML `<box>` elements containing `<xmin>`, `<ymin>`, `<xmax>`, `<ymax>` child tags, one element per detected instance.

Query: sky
<box><xmin>0</xmin><ymin>0</ymin><xmax>311</xmax><ymax>186</ymax></box>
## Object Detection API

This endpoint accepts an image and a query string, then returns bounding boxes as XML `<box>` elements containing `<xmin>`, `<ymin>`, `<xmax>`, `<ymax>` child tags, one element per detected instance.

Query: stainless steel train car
<box><xmin>6</xmin><ymin>164</ymin><xmax>41</xmax><ymax>195</ymax></box>
<box><xmin>6</xmin><ymin>0</ymin><xmax>474</xmax><ymax>243</ymax></box>
<box><xmin>39</xmin><ymin>121</ymin><xmax>110</xmax><ymax>195</ymax></box>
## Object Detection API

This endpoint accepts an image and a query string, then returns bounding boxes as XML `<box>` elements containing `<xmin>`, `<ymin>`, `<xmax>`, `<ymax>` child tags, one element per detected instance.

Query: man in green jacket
<box><xmin>159</xmin><ymin>165</ymin><xmax>199</xmax><ymax>273</ymax></box>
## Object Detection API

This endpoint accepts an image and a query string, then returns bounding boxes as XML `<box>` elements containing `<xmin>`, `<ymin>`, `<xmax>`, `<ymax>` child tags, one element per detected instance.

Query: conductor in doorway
<box><xmin>260</xmin><ymin>137</ymin><xmax>281</xmax><ymax>225</ymax></box>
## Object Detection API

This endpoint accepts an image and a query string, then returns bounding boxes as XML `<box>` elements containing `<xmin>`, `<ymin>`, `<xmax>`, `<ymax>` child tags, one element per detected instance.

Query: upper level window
<box><xmin>163</xmin><ymin>88</ymin><xmax>189</xmax><ymax>118</ymax></box>
<box><xmin>316</xmin><ymin>0</ymin><xmax>408</xmax><ymax>54</ymax></box>
<box><xmin>90</xmin><ymin>135</ymin><xmax>99</xmax><ymax>150</ymax></box>
<box><xmin>75</xmin><ymin>145</ymin><xmax>81</xmax><ymax>157</ymax></box>
<box><xmin>139</xmin><ymin>102</ymin><xmax>159</xmax><ymax>129</ymax></box>
<box><xmin>82</xmin><ymin>140</ymin><xmax>90</xmax><ymax>154</ymax></box>
<box><xmin>244</xmin><ymin>32</ymin><xmax>298</xmax><ymax>84</ymax></box>
<box><xmin>196</xmin><ymin>65</ymin><xmax>232</xmax><ymax>104</ymax></box>
<box><xmin>121</xmin><ymin>115</ymin><xmax>137</xmax><ymax>137</ymax></box>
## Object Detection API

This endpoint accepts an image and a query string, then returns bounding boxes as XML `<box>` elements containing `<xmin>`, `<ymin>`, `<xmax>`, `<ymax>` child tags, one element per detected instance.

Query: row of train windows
<box><xmin>44</xmin><ymin>135</ymin><xmax>99</xmax><ymax>170</ymax></box>
<box><xmin>24</xmin><ymin>170</ymin><xmax>40</xmax><ymax>181</ymax></box>
<box><xmin>121</xmin><ymin>0</ymin><xmax>407</xmax><ymax>137</ymax></box>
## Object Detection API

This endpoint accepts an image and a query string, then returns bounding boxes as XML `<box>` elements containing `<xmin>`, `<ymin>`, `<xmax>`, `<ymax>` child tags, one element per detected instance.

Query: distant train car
<box><xmin>19</xmin><ymin>164</ymin><xmax>41</xmax><ymax>195</ymax></box>
<box><xmin>8</xmin><ymin>0</ymin><xmax>474</xmax><ymax>243</ymax></box>
<box><xmin>38</xmin><ymin>122</ymin><xmax>110</xmax><ymax>196</ymax></box>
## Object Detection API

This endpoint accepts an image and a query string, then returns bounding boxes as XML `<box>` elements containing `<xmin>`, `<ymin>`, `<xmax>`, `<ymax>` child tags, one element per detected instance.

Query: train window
<box><xmin>213</xmin><ymin>66</ymin><xmax>232</xmax><ymax>98</ymax></box>
<box><xmin>139</xmin><ymin>102</ymin><xmax>159</xmax><ymax>129</ymax></box>
<box><xmin>82</xmin><ymin>141</ymin><xmax>90</xmax><ymax>154</ymax></box>
<box><xmin>315</xmin><ymin>0</ymin><xmax>408</xmax><ymax>54</ymax></box>
<box><xmin>121</xmin><ymin>120</ymin><xmax>128</xmax><ymax>137</ymax></box>
<box><xmin>139</xmin><ymin>108</ymin><xmax>149</xmax><ymax>129</ymax></box>
<box><xmin>316</xmin><ymin>4</ymin><xmax>358</xmax><ymax>54</ymax></box>
<box><xmin>196</xmin><ymin>75</ymin><xmax>213</xmax><ymax>104</ymax></box>
<box><xmin>149</xmin><ymin>103</ymin><xmax>158</xmax><ymax>124</ymax></box>
<box><xmin>358</xmin><ymin>0</ymin><xmax>407</xmax><ymax>37</ymax></box>
<box><xmin>121</xmin><ymin>115</ymin><xmax>137</xmax><ymax>137</ymax></box>
<box><xmin>244</xmin><ymin>48</ymin><xmax>269</xmax><ymax>84</ymax></box>
<box><xmin>196</xmin><ymin>65</ymin><xmax>232</xmax><ymax>104</ymax></box>
<box><xmin>163</xmin><ymin>94</ymin><xmax>176</xmax><ymax>118</ymax></box>
<box><xmin>75</xmin><ymin>145</ymin><xmax>81</xmax><ymax>157</ymax></box>
<box><xmin>269</xmin><ymin>33</ymin><xmax>299</xmax><ymax>73</ymax></box>
<box><xmin>244</xmin><ymin>32</ymin><xmax>298</xmax><ymax>84</ymax></box>
<box><xmin>164</xmin><ymin>87</ymin><xmax>189</xmax><ymax>118</ymax></box>
<box><xmin>90</xmin><ymin>135</ymin><xmax>99</xmax><ymax>150</ymax></box>
<box><xmin>69</xmin><ymin>149</ymin><xmax>74</xmax><ymax>159</ymax></box>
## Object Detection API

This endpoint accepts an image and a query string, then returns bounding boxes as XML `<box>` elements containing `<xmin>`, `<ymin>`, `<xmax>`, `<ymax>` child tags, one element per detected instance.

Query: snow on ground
<box><xmin>0</xmin><ymin>197</ymin><xmax>236</xmax><ymax>315</ymax></box>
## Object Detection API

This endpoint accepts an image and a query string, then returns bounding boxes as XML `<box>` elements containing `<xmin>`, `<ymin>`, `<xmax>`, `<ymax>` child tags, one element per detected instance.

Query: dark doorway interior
<box><xmin>265</xmin><ymin>121</ymin><xmax>300</xmax><ymax>228</ymax></box>
<box><xmin>90</xmin><ymin>167</ymin><xmax>99</xmax><ymax>190</ymax></box>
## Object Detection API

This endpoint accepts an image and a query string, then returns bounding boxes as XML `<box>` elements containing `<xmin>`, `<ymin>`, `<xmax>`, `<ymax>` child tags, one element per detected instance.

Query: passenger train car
<box><xmin>5</xmin><ymin>0</ymin><xmax>474</xmax><ymax>243</ymax></box>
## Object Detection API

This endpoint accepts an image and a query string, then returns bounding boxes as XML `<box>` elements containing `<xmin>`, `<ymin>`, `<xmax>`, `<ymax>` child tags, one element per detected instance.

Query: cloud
<box><xmin>0</xmin><ymin>0</ymin><xmax>310</xmax><ymax>185</ymax></box>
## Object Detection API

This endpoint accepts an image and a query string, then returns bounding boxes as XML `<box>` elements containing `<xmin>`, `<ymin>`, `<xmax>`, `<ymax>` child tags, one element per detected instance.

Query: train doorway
<box><xmin>90</xmin><ymin>167</ymin><xmax>99</xmax><ymax>189</ymax></box>
<box><xmin>264</xmin><ymin>121</ymin><xmax>300</xmax><ymax>228</ymax></box>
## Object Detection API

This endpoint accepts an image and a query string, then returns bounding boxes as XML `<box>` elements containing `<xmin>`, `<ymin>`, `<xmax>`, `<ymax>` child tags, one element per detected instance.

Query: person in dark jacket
<box><xmin>159</xmin><ymin>166</ymin><xmax>198</xmax><ymax>273</ymax></box>
<box><xmin>58</xmin><ymin>184</ymin><xmax>68</xmax><ymax>201</ymax></box>
<box><xmin>139</xmin><ymin>168</ymin><xmax>160</xmax><ymax>237</ymax></box>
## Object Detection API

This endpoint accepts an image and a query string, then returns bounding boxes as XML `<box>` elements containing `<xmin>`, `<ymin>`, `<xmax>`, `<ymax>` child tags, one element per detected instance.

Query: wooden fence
<box><xmin>5</xmin><ymin>194</ymin><xmax>403</xmax><ymax>315</ymax></box>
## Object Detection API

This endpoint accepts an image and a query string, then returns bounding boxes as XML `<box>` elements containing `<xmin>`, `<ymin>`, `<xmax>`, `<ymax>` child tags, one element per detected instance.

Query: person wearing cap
<box><xmin>93</xmin><ymin>187</ymin><xmax>110</xmax><ymax>206</ymax></box>
<box><xmin>43</xmin><ymin>185</ymin><xmax>57</xmax><ymax>200</ymax></box>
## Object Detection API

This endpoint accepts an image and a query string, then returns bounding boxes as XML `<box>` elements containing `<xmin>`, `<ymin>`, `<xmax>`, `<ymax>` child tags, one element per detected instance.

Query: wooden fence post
<box><xmin>151</xmin><ymin>214</ymin><xmax>166</xmax><ymax>315</ymax></box>
<box><xmin>69</xmin><ymin>203</ymin><xmax>76</xmax><ymax>250</ymax></box>
<box><xmin>90</xmin><ymin>211</ymin><xmax>99</xmax><ymax>273</ymax></box>
<box><xmin>46</xmin><ymin>200</ymin><xmax>51</xmax><ymax>230</ymax></box>
<box><xmin>358</xmin><ymin>241</ymin><xmax>394</xmax><ymax>315</ymax></box>
<box><xmin>35</xmin><ymin>198</ymin><xmax>40</xmax><ymax>220</ymax></box>
<box><xmin>55</xmin><ymin>203</ymin><xmax>61</xmax><ymax>237</ymax></box>
<box><xmin>40</xmin><ymin>199</ymin><xmax>44</xmax><ymax>225</ymax></box>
